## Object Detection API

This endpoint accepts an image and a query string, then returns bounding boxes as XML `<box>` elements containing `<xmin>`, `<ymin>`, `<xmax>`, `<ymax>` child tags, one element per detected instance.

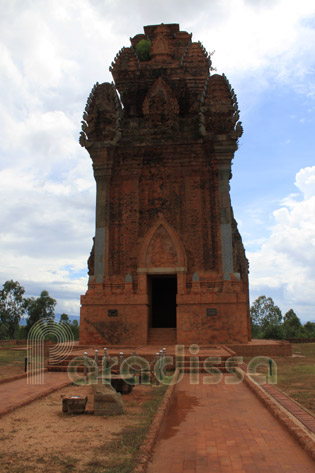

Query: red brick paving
<box><xmin>240</xmin><ymin>362</ymin><xmax>315</xmax><ymax>434</ymax></box>
<box><xmin>147</xmin><ymin>375</ymin><xmax>315</xmax><ymax>473</ymax></box>
<box><xmin>0</xmin><ymin>372</ymin><xmax>71</xmax><ymax>417</ymax></box>
<box><xmin>262</xmin><ymin>383</ymin><xmax>315</xmax><ymax>434</ymax></box>
<box><xmin>1</xmin><ymin>363</ymin><xmax>314</xmax><ymax>472</ymax></box>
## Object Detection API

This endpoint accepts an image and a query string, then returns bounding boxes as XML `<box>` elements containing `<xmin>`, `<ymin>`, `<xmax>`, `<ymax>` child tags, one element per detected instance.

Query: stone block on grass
<box><xmin>92</xmin><ymin>384</ymin><xmax>125</xmax><ymax>416</ymax></box>
<box><xmin>62</xmin><ymin>396</ymin><xmax>87</xmax><ymax>414</ymax></box>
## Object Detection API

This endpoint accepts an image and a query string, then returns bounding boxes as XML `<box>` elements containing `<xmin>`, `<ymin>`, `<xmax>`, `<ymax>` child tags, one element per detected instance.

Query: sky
<box><xmin>0</xmin><ymin>0</ymin><xmax>315</xmax><ymax>323</ymax></box>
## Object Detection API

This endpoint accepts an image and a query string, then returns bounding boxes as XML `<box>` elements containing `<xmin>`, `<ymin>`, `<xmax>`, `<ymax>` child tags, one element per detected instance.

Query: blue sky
<box><xmin>0</xmin><ymin>0</ymin><xmax>314</xmax><ymax>323</ymax></box>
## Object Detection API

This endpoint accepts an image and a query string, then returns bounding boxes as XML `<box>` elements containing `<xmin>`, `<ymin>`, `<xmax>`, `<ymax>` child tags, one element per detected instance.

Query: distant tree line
<box><xmin>0</xmin><ymin>280</ymin><xmax>79</xmax><ymax>340</ymax></box>
<box><xmin>1</xmin><ymin>281</ymin><xmax>314</xmax><ymax>342</ymax></box>
<box><xmin>250</xmin><ymin>295</ymin><xmax>315</xmax><ymax>340</ymax></box>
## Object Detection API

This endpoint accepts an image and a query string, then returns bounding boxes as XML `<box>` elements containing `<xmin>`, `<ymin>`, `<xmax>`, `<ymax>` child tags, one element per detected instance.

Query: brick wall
<box><xmin>79</xmin><ymin>23</ymin><xmax>250</xmax><ymax>346</ymax></box>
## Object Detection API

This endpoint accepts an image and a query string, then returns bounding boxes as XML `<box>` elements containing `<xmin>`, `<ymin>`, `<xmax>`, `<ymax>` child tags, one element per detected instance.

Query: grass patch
<box><xmin>84</xmin><ymin>385</ymin><xmax>167</xmax><ymax>473</ymax></box>
<box><xmin>0</xmin><ymin>349</ymin><xmax>27</xmax><ymax>380</ymax></box>
<box><xmin>248</xmin><ymin>343</ymin><xmax>315</xmax><ymax>414</ymax></box>
<box><xmin>292</xmin><ymin>343</ymin><xmax>315</xmax><ymax>357</ymax></box>
<box><xmin>50</xmin><ymin>455</ymin><xmax>79</xmax><ymax>471</ymax></box>
<box><xmin>0</xmin><ymin>349</ymin><xmax>26</xmax><ymax>366</ymax></box>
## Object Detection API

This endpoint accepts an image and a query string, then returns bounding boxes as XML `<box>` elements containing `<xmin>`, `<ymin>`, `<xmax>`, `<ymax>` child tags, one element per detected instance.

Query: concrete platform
<box><xmin>227</xmin><ymin>339</ymin><xmax>292</xmax><ymax>357</ymax></box>
<box><xmin>71</xmin><ymin>344</ymin><xmax>234</xmax><ymax>358</ymax></box>
<box><xmin>48</xmin><ymin>345</ymin><xmax>237</xmax><ymax>373</ymax></box>
<box><xmin>75</xmin><ymin>339</ymin><xmax>292</xmax><ymax>357</ymax></box>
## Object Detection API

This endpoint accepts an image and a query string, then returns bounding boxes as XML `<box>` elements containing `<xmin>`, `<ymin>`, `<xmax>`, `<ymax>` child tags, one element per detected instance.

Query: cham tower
<box><xmin>79</xmin><ymin>23</ymin><xmax>251</xmax><ymax>346</ymax></box>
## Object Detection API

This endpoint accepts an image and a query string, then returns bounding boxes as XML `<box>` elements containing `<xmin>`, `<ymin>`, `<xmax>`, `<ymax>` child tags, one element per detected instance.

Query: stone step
<box><xmin>176</xmin><ymin>361</ymin><xmax>237</xmax><ymax>368</ymax></box>
<box><xmin>179</xmin><ymin>367</ymin><xmax>236</xmax><ymax>373</ymax></box>
<box><xmin>48</xmin><ymin>360</ymin><xmax>236</xmax><ymax>367</ymax></box>
<box><xmin>48</xmin><ymin>354</ymin><xmax>236</xmax><ymax>368</ymax></box>
<box><xmin>147</xmin><ymin>328</ymin><xmax>177</xmax><ymax>345</ymax></box>
<box><xmin>48</xmin><ymin>366</ymin><xmax>71</xmax><ymax>372</ymax></box>
<box><xmin>47</xmin><ymin>364</ymin><xmax>235</xmax><ymax>374</ymax></box>
<box><xmin>47</xmin><ymin>343</ymin><xmax>237</xmax><ymax>372</ymax></box>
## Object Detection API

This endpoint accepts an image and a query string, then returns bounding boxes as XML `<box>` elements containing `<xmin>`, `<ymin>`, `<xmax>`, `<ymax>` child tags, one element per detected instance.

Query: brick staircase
<box><xmin>47</xmin><ymin>344</ymin><xmax>237</xmax><ymax>374</ymax></box>
<box><xmin>48</xmin><ymin>355</ymin><xmax>84</xmax><ymax>372</ymax></box>
<box><xmin>174</xmin><ymin>354</ymin><xmax>237</xmax><ymax>373</ymax></box>
<box><xmin>147</xmin><ymin>328</ymin><xmax>177</xmax><ymax>345</ymax></box>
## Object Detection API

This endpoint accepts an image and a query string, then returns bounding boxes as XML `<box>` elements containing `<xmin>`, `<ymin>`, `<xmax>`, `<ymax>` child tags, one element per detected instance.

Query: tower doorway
<box><xmin>150</xmin><ymin>275</ymin><xmax>177</xmax><ymax>328</ymax></box>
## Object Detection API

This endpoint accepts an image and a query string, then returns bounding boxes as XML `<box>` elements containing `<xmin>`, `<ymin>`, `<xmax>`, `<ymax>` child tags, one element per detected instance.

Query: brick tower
<box><xmin>79</xmin><ymin>23</ymin><xmax>251</xmax><ymax>346</ymax></box>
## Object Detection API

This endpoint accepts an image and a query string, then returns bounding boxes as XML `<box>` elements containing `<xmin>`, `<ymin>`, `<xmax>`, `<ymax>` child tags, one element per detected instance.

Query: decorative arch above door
<box><xmin>138</xmin><ymin>215</ymin><xmax>187</xmax><ymax>273</ymax></box>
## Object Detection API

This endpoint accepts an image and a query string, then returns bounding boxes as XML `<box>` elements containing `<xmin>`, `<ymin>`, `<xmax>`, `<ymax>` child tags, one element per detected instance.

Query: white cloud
<box><xmin>0</xmin><ymin>161</ymin><xmax>95</xmax><ymax>316</ymax></box>
<box><xmin>195</xmin><ymin>0</ymin><xmax>315</xmax><ymax>114</ymax></box>
<box><xmin>248</xmin><ymin>166</ymin><xmax>315</xmax><ymax>323</ymax></box>
<box><xmin>295</xmin><ymin>166</ymin><xmax>315</xmax><ymax>198</ymax></box>
<box><xmin>1</xmin><ymin>110</ymin><xmax>78</xmax><ymax>163</ymax></box>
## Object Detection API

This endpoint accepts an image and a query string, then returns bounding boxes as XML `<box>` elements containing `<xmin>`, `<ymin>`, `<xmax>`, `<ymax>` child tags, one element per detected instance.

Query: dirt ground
<box><xmin>0</xmin><ymin>383</ymin><xmax>163</xmax><ymax>473</ymax></box>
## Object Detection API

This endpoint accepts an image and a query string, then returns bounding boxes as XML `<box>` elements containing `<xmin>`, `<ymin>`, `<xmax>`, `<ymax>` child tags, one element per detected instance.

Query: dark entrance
<box><xmin>150</xmin><ymin>276</ymin><xmax>177</xmax><ymax>328</ymax></box>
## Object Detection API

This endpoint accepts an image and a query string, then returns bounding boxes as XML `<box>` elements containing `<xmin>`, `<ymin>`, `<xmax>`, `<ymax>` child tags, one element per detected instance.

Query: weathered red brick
<box><xmin>79</xmin><ymin>24</ymin><xmax>251</xmax><ymax>346</ymax></box>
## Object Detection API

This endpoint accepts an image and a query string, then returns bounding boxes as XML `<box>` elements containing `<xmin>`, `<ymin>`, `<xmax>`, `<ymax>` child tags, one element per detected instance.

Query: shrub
<box><xmin>135</xmin><ymin>39</ymin><xmax>151</xmax><ymax>61</ymax></box>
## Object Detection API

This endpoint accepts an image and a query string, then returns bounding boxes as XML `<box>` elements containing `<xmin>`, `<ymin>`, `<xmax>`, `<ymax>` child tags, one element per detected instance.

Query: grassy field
<box><xmin>0</xmin><ymin>349</ymin><xmax>27</xmax><ymax>380</ymax></box>
<box><xmin>274</xmin><ymin>343</ymin><xmax>315</xmax><ymax>415</ymax></box>
<box><xmin>251</xmin><ymin>343</ymin><xmax>315</xmax><ymax>415</ymax></box>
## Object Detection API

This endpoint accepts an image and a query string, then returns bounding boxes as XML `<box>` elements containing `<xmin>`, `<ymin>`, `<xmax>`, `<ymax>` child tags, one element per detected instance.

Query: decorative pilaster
<box><xmin>218</xmin><ymin>164</ymin><xmax>234</xmax><ymax>280</ymax></box>
<box><xmin>93</xmin><ymin>169</ymin><xmax>106</xmax><ymax>283</ymax></box>
<box><xmin>92</xmin><ymin>149</ymin><xmax>113</xmax><ymax>283</ymax></box>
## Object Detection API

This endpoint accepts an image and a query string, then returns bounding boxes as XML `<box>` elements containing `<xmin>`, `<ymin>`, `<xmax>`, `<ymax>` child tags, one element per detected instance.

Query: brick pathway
<box><xmin>147</xmin><ymin>375</ymin><xmax>315</xmax><ymax>473</ymax></box>
<box><xmin>0</xmin><ymin>372</ymin><xmax>71</xmax><ymax>417</ymax></box>
<box><xmin>240</xmin><ymin>363</ymin><xmax>315</xmax><ymax>434</ymax></box>
<box><xmin>262</xmin><ymin>383</ymin><xmax>315</xmax><ymax>434</ymax></box>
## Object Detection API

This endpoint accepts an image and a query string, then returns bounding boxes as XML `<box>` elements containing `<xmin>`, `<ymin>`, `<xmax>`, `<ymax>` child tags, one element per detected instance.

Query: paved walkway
<box><xmin>147</xmin><ymin>375</ymin><xmax>314</xmax><ymax>473</ymax></box>
<box><xmin>239</xmin><ymin>363</ymin><xmax>315</xmax><ymax>434</ymax></box>
<box><xmin>0</xmin><ymin>370</ymin><xmax>314</xmax><ymax>472</ymax></box>
<box><xmin>0</xmin><ymin>372</ymin><xmax>71</xmax><ymax>417</ymax></box>
<box><xmin>262</xmin><ymin>383</ymin><xmax>315</xmax><ymax>434</ymax></box>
